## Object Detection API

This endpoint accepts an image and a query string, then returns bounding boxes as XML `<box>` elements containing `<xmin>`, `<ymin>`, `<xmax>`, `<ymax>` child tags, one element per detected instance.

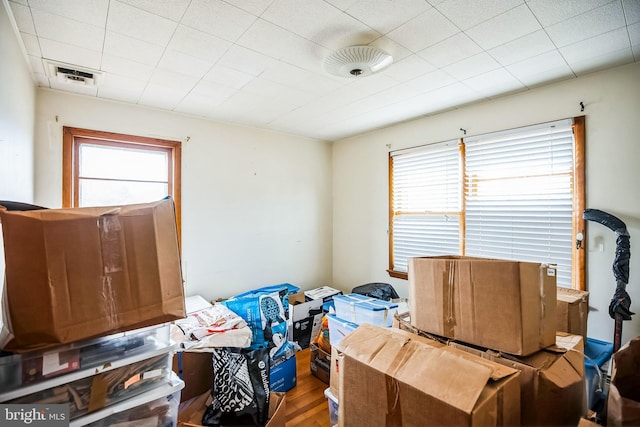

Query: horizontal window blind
<box><xmin>464</xmin><ymin>119</ymin><xmax>574</xmax><ymax>287</ymax></box>
<box><xmin>391</xmin><ymin>141</ymin><xmax>461</xmax><ymax>272</ymax></box>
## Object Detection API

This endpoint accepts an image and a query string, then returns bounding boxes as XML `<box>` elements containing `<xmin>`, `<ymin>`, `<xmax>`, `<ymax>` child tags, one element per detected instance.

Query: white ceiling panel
<box><xmin>466</xmin><ymin>4</ymin><xmax>542</xmax><ymax>50</ymax></box>
<box><xmin>6</xmin><ymin>0</ymin><xmax>637</xmax><ymax>141</ymax></box>
<box><xmin>436</xmin><ymin>0</ymin><xmax>523</xmax><ymax>30</ymax></box>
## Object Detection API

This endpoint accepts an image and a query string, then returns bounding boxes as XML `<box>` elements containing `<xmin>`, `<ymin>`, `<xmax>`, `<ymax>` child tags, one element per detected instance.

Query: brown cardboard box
<box><xmin>0</xmin><ymin>198</ymin><xmax>185</xmax><ymax>352</ymax></box>
<box><xmin>395</xmin><ymin>312</ymin><xmax>586</xmax><ymax>426</ymax></box>
<box><xmin>408</xmin><ymin>256</ymin><xmax>557</xmax><ymax>356</ymax></box>
<box><xmin>309</xmin><ymin>342</ymin><xmax>330</xmax><ymax>384</ymax></box>
<box><xmin>607</xmin><ymin>336</ymin><xmax>640</xmax><ymax>427</ymax></box>
<box><xmin>450</xmin><ymin>333</ymin><xmax>586</xmax><ymax>426</ymax></box>
<box><xmin>338</xmin><ymin>324</ymin><xmax>521</xmax><ymax>427</ymax></box>
<box><xmin>557</xmin><ymin>287</ymin><xmax>589</xmax><ymax>339</ymax></box>
<box><xmin>329</xmin><ymin>346</ymin><xmax>340</xmax><ymax>397</ymax></box>
<box><xmin>172</xmin><ymin>352</ymin><xmax>214</xmax><ymax>403</ymax></box>
<box><xmin>178</xmin><ymin>390</ymin><xmax>286</xmax><ymax>427</ymax></box>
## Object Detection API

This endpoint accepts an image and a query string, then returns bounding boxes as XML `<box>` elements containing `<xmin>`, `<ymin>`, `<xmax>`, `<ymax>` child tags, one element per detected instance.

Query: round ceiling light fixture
<box><xmin>324</xmin><ymin>45</ymin><xmax>393</xmax><ymax>78</ymax></box>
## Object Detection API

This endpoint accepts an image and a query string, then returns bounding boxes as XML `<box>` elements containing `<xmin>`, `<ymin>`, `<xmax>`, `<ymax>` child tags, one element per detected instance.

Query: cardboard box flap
<box><xmin>557</xmin><ymin>287</ymin><xmax>589</xmax><ymax>303</ymax></box>
<box><xmin>341</xmin><ymin>324</ymin><xmax>518</xmax><ymax>415</ymax></box>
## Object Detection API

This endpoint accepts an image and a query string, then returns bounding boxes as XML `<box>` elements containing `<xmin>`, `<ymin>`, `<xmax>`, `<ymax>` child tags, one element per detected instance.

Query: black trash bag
<box><xmin>202</xmin><ymin>347</ymin><xmax>270</xmax><ymax>427</ymax></box>
<box><xmin>351</xmin><ymin>283</ymin><xmax>399</xmax><ymax>301</ymax></box>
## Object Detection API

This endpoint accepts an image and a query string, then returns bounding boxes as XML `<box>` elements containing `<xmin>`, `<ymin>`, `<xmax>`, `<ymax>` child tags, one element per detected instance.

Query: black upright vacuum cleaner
<box><xmin>583</xmin><ymin>209</ymin><xmax>635</xmax><ymax>422</ymax></box>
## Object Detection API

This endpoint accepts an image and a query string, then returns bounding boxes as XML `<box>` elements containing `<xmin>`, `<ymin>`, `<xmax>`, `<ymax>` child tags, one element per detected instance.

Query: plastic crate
<box><xmin>70</xmin><ymin>372</ymin><xmax>184</xmax><ymax>427</ymax></box>
<box><xmin>0</xmin><ymin>323</ymin><xmax>171</xmax><ymax>393</ymax></box>
<box><xmin>326</xmin><ymin>313</ymin><xmax>359</xmax><ymax>349</ymax></box>
<box><xmin>333</xmin><ymin>294</ymin><xmax>398</xmax><ymax>327</ymax></box>
<box><xmin>324</xmin><ymin>387</ymin><xmax>338</xmax><ymax>426</ymax></box>
<box><xmin>584</xmin><ymin>337</ymin><xmax>614</xmax><ymax>410</ymax></box>
<box><xmin>1</xmin><ymin>345</ymin><xmax>176</xmax><ymax>420</ymax></box>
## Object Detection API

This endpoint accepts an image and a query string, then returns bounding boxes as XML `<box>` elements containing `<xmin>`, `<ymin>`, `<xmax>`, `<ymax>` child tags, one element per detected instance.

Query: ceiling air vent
<box><xmin>44</xmin><ymin>60</ymin><xmax>103</xmax><ymax>86</ymax></box>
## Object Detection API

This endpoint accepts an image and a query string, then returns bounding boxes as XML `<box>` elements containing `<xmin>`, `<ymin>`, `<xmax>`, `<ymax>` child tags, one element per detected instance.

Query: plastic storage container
<box><xmin>324</xmin><ymin>387</ymin><xmax>338</xmax><ymax>426</ymax></box>
<box><xmin>70</xmin><ymin>372</ymin><xmax>184</xmax><ymax>427</ymax></box>
<box><xmin>326</xmin><ymin>313</ymin><xmax>359</xmax><ymax>349</ymax></box>
<box><xmin>333</xmin><ymin>294</ymin><xmax>398</xmax><ymax>327</ymax></box>
<box><xmin>584</xmin><ymin>337</ymin><xmax>614</xmax><ymax>410</ymax></box>
<box><xmin>0</xmin><ymin>323</ymin><xmax>171</xmax><ymax>393</ymax></box>
<box><xmin>0</xmin><ymin>344</ymin><xmax>176</xmax><ymax>420</ymax></box>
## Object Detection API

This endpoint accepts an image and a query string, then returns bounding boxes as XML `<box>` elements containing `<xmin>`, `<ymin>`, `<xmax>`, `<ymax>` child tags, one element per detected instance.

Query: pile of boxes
<box><xmin>331</xmin><ymin>256</ymin><xmax>591</xmax><ymax>427</ymax></box>
<box><xmin>0</xmin><ymin>199</ymin><xmax>187</xmax><ymax>426</ymax></box>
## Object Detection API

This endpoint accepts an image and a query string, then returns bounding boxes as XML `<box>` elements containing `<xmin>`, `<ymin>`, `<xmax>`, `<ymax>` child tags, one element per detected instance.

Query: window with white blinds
<box><xmin>389</xmin><ymin>117</ymin><xmax>584</xmax><ymax>289</ymax></box>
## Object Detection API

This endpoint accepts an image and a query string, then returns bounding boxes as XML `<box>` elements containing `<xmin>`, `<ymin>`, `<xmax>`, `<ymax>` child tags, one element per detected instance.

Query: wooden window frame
<box><xmin>62</xmin><ymin>127</ymin><xmax>182</xmax><ymax>241</ymax></box>
<box><xmin>388</xmin><ymin>116</ymin><xmax>586</xmax><ymax>290</ymax></box>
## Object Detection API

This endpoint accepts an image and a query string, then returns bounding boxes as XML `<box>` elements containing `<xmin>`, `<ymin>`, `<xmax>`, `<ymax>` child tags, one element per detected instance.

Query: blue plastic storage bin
<box><xmin>584</xmin><ymin>337</ymin><xmax>614</xmax><ymax>410</ymax></box>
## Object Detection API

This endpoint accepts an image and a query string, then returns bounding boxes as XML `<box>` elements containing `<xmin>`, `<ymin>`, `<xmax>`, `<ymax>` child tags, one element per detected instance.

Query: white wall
<box><xmin>34</xmin><ymin>90</ymin><xmax>333</xmax><ymax>301</ymax></box>
<box><xmin>0</xmin><ymin>1</ymin><xmax>35</xmax><ymax>310</ymax></box>
<box><xmin>333</xmin><ymin>61</ymin><xmax>640</xmax><ymax>346</ymax></box>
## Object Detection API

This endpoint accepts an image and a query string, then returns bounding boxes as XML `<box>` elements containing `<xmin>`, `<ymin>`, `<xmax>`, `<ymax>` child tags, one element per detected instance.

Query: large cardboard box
<box><xmin>309</xmin><ymin>342</ymin><xmax>330</xmax><ymax>384</ymax></box>
<box><xmin>450</xmin><ymin>333</ymin><xmax>586</xmax><ymax>426</ymax></box>
<box><xmin>338</xmin><ymin>324</ymin><xmax>521</xmax><ymax>427</ymax></box>
<box><xmin>409</xmin><ymin>256</ymin><xmax>557</xmax><ymax>356</ymax></box>
<box><xmin>172</xmin><ymin>352</ymin><xmax>214</xmax><ymax>403</ymax></box>
<box><xmin>0</xmin><ymin>198</ymin><xmax>185</xmax><ymax>352</ymax></box>
<box><xmin>178</xmin><ymin>390</ymin><xmax>286</xmax><ymax>427</ymax></box>
<box><xmin>557</xmin><ymin>287</ymin><xmax>589</xmax><ymax>339</ymax></box>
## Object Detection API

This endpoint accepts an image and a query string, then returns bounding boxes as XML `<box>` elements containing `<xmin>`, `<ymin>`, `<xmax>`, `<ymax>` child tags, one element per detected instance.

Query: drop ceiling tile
<box><xmin>107</xmin><ymin>1</ymin><xmax>177</xmax><ymax>46</ymax></box>
<box><xmin>167</xmin><ymin>25</ymin><xmax>231</xmax><ymax>63</ymax></box>
<box><xmin>173</xmin><ymin>93</ymin><xmax>223</xmax><ymax>117</ymax></box>
<box><xmin>189</xmin><ymin>79</ymin><xmax>238</xmax><ymax>101</ymax></box>
<box><xmin>344</xmin><ymin>0</ymin><xmax>432</xmax><ymax>34</ymax></box>
<box><xmin>99</xmin><ymin>72</ymin><xmax>147</xmax><ymax>92</ymax></box>
<box><xmin>545</xmin><ymin>1</ymin><xmax>625</xmax><ymax>47</ymax></box>
<box><xmin>204</xmin><ymin>65</ymin><xmax>255</xmax><ymax>89</ymax></box>
<box><xmin>624</xmin><ymin>0</ymin><xmax>640</xmax><ymax>24</ymax></box>
<box><xmin>20</xmin><ymin>32</ymin><xmax>41</xmax><ymax>56</ymax></box>
<box><xmin>39</xmin><ymin>38</ymin><xmax>102</xmax><ymax>69</ymax></box>
<box><xmin>418</xmin><ymin>33</ymin><xmax>482</xmax><ymax>68</ymax></box>
<box><xmin>466</xmin><ymin>4</ymin><xmax>541</xmax><ymax>50</ymax></box>
<box><xmin>629</xmin><ymin>22</ymin><xmax>640</xmax><ymax>46</ymax></box>
<box><xmin>157</xmin><ymin>50</ymin><xmax>215</xmax><ymax>79</ymax></box>
<box><xmin>237</xmin><ymin>19</ymin><xmax>331</xmax><ymax>72</ymax></box>
<box><xmin>8</xmin><ymin>2</ymin><xmax>35</xmax><ymax>35</ymax></box>
<box><xmin>28</xmin><ymin>55</ymin><xmax>45</xmax><ymax>74</ymax></box>
<box><xmin>181</xmin><ymin>0</ymin><xmax>257</xmax><ymax>42</ymax></box>
<box><xmin>223</xmin><ymin>0</ymin><xmax>276</xmax><ymax>16</ymax></box>
<box><xmin>462</xmin><ymin>68</ymin><xmax>526</xmax><ymax>97</ymax></box>
<box><xmin>560</xmin><ymin>28</ymin><xmax>634</xmax><ymax>74</ymax></box>
<box><xmin>147</xmin><ymin>68</ymin><xmax>199</xmax><ymax>93</ymax></box>
<box><xmin>383</xmin><ymin>54</ymin><xmax>437</xmax><ymax>82</ymax></box>
<box><xmin>324</xmin><ymin>0</ymin><xmax>359</xmax><ymax>11</ymax></box>
<box><xmin>116</xmin><ymin>0</ymin><xmax>190</xmax><ymax>22</ymax></box>
<box><xmin>526</xmin><ymin>0</ymin><xmax>615</xmax><ymax>26</ymax></box>
<box><xmin>488</xmin><ymin>30</ymin><xmax>556</xmax><ymax>66</ymax></box>
<box><xmin>345</xmin><ymin>83</ymin><xmax>419</xmax><ymax>114</ymax></box>
<box><xmin>103</xmin><ymin>31</ymin><xmax>164</xmax><ymax>66</ymax></box>
<box><xmin>442</xmin><ymin>52</ymin><xmax>501</xmax><ymax>81</ymax></box>
<box><xmin>406</xmin><ymin>69</ymin><xmax>457</xmax><ymax>92</ymax></box>
<box><xmin>422</xmin><ymin>82</ymin><xmax>483</xmax><ymax>110</ymax></box>
<box><xmin>27</xmin><ymin>0</ymin><xmax>109</xmax><ymax>27</ymax></box>
<box><xmin>138</xmin><ymin>85</ymin><xmax>187</xmax><ymax>110</ymax></box>
<box><xmin>50</xmin><ymin>78</ymin><xmax>98</xmax><ymax>96</ymax></box>
<box><xmin>32</xmin><ymin>9</ymin><xmax>104</xmax><ymax>51</ymax></box>
<box><xmin>435</xmin><ymin>0</ymin><xmax>522</xmax><ymax>30</ymax></box>
<box><xmin>97</xmin><ymin>85</ymin><xmax>144</xmax><ymax>104</ymax></box>
<box><xmin>262</xmin><ymin>0</ymin><xmax>378</xmax><ymax>49</ymax></box>
<box><xmin>387</xmin><ymin>8</ymin><xmax>459</xmax><ymax>52</ymax></box>
<box><xmin>506</xmin><ymin>50</ymin><xmax>574</xmax><ymax>87</ymax></box>
<box><xmin>217</xmin><ymin>46</ymin><xmax>276</xmax><ymax>77</ymax></box>
<box><xmin>101</xmin><ymin>54</ymin><xmax>155</xmax><ymax>81</ymax></box>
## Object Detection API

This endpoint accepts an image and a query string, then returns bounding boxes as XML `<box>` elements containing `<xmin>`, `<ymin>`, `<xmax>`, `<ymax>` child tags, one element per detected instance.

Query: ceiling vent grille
<box><xmin>44</xmin><ymin>60</ymin><xmax>103</xmax><ymax>86</ymax></box>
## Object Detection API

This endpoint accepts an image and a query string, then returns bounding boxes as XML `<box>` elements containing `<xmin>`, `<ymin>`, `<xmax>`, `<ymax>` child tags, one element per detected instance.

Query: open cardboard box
<box><xmin>408</xmin><ymin>256</ymin><xmax>557</xmax><ymax>356</ymax></box>
<box><xmin>0</xmin><ymin>198</ymin><xmax>185</xmax><ymax>352</ymax></box>
<box><xmin>337</xmin><ymin>324</ymin><xmax>521</xmax><ymax>426</ymax></box>
<box><xmin>178</xmin><ymin>390</ymin><xmax>286</xmax><ymax>427</ymax></box>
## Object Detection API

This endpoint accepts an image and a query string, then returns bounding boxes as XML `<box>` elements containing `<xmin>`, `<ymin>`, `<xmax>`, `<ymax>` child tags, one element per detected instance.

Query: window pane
<box><xmin>79</xmin><ymin>179</ymin><xmax>168</xmax><ymax>207</ymax></box>
<box><xmin>80</xmin><ymin>144</ymin><xmax>168</xmax><ymax>181</ymax></box>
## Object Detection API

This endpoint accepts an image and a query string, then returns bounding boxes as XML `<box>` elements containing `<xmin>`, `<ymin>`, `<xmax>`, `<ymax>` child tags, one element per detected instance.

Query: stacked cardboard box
<box><xmin>0</xmin><ymin>199</ymin><xmax>187</xmax><ymax>425</ymax></box>
<box><xmin>398</xmin><ymin>256</ymin><xmax>587</xmax><ymax>426</ymax></box>
<box><xmin>557</xmin><ymin>286</ymin><xmax>590</xmax><ymax>340</ymax></box>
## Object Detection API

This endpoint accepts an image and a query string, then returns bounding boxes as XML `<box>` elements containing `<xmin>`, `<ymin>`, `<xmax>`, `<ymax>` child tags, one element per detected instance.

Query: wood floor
<box><xmin>285</xmin><ymin>348</ymin><xmax>332</xmax><ymax>427</ymax></box>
